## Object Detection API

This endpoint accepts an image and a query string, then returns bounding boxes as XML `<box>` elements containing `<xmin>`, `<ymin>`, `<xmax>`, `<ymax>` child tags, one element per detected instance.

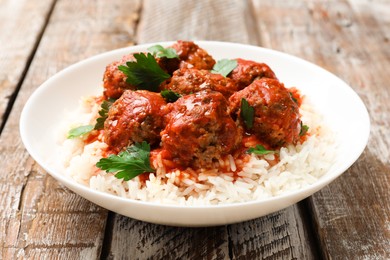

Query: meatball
<box><xmin>104</xmin><ymin>90</ymin><xmax>167</xmax><ymax>154</ymax></box>
<box><xmin>163</xmin><ymin>68</ymin><xmax>239</xmax><ymax>99</ymax></box>
<box><xmin>229</xmin><ymin>78</ymin><xmax>301</xmax><ymax>148</ymax></box>
<box><xmin>103</xmin><ymin>54</ymin><xmax>137</xmax><ymax>99</ymax></box>
<box><xmin>171</xmin><ymin>41</ymin><xmax>216</xmax><ymax>70</ymax></box>
<box><xmin>161</xmin><ymin>90</ymin><xmax>241</xmax><ymax>168</ymax></box>
<box><xmin>156</xmin><ymin>57</ymin><xmax>181</xmax><ymax>75</ymax></box>
<box><xmin>229</xmin><ymin>58</ymin><xmax>278</xmax><ymax>89</ymax></box>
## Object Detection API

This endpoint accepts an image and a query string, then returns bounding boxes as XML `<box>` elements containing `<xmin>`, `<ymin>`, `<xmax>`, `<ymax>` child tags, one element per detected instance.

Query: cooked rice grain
<box><xmin>60</xmin><ymin>96</ymin><xmax>336</xmax><ymax>205</ymax></box>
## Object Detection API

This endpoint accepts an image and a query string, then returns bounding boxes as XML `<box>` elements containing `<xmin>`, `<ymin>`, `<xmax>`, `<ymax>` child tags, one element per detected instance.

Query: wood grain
<box><xmin>137</xmin><ymin>0</ymin><xmax>259</xmax><ymax>45</ymax></box>
<box><xmin>0</xmin><ymin>0</ymin><xmax>55</xmax><ymax>132</ymax></box>
<box><xmin>1</xmin><ymin>0</ymin><xmax>389</xmax><ymax>259</ymax></box>
<box><xmin>0</xmin><ymin>0</ymin><xmax>141</xmax><ymax>258</ymax></box>
<box><xmin>103</xmin><ymin>214</ymin><xmax>229</xmax><ymax>259</ymax></box>
<box><xmin>308</xmin><ymin>1</ymin><xmax>390</xmax><ymax>258</ymax></box>
<box><xmin>251</xmin><ymin>0</ymin><xmax>390</xmax><ymax>258</ymax></box>
<box><xmin>228</xmin><ymin>207</ymin><xmax>317</xmax><ymax>259</ymax></box>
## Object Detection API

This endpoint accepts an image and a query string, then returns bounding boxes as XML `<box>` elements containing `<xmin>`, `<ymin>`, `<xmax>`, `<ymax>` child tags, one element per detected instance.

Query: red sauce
<box><xmin>289</xmin><ymin>87</ymin><xmax>303</xmax><ymax>107</ymax></box>
<box><xmin>96</xmin><ymin>41</ymin><xmax>308</xmax><ymax>180</ymax></box>
<box><xmin>137</xmin><ymin>173</ymin><xmax>150</xmax><ymax>183</ymax></box>
<box><xmin>83</xmin><ymin>130</ymin><xmax>102</xmax><ymax>145</ymax></box>
<box><xmin>229</xmin><ymin>58</ymin><xmax>278</xmax><ymax>89</ymax></box>
<box><xmin>101</xmin><ymin>83</ymin><xmax>304</xmax><ymax>178</ymax></box>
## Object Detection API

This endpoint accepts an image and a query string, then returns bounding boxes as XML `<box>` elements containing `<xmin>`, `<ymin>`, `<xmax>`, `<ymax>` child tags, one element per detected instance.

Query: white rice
<box><xmin>59</xmin><ymin>95</ymin><xmax>336</xmax><ymax>206</ymax></box>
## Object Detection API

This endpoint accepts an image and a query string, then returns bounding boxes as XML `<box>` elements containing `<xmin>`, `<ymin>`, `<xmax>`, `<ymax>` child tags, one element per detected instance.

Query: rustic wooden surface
<box><xmin>0</xmin><ymin>0</ymin><xmax>389</xmax><ymax>259</ymax></box>
<box><xmin>0</xmin><ymin>0</ymin><xmax>55</xmax><ymax>131</ymax></box>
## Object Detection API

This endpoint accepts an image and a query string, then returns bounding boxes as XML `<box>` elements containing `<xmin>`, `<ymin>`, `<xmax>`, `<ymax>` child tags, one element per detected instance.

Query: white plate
<box><xmin>20</xmin><ymin>41</ymin><xmax>370</xmax><ymax>226</ymax></box>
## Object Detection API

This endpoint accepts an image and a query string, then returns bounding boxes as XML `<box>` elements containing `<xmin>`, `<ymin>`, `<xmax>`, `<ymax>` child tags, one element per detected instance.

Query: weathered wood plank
<box><xmin>308</xmin><ymin>0</ymin><xmax>390</xmax><ymax>258</ymax></box>
<box><xmin>104</xmin><ymin>214</ymin><xmax>229</xmax><ymax>259</ymax></box>
<box><xmin>229</xmin><ymin>207</ymin><xmax>317</xmax><ymax>259</ymax></box>
<box><xmin>0</xmin><ymin>0</ymin><xmax>141</xmax><ymax>258</ymax></box>
<box><xmin>0</xmin><ymin>0</ymin><xmax>55</xmax><ymax>133</ymax></box>
<box><xmin>137</xmin><ymin>0</ymin><xmax>259</xmax><ymax>45</ymax></box>
<box><xmin>251</xmin><ymin>0</ymin><xmax>390</xmax><ymax>258</ymax></box>
<box><xmin>106</xmin><ymin>1</ymin><xmax>318</xmax><ymax>259</ymax></box>
<box><xmin>3</xmin><ymin>0</ymin><xmax>388</xmax><ymax>259</ymax></box>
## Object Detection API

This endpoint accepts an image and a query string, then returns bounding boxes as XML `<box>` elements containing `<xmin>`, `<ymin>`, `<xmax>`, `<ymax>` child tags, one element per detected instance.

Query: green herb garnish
<box><xmin>118</xmin><ymin>53</ymin><xmax>170</xmax><ymax>92</ymax></box>
<box><xmin>247</xmin><ymin>145</ymin><xmax>275</xmax><ymax>155</ymax></box>
<box><xmin>94</xmin><ymin>98</ymin><xmax>116</xmax><ymax>130</ymax></box>
<box><xmin>241</xmin><ymin>98</ymin><xmax>254</xmax><ymax>129</ymax></box>
<box><xmin>299</xmin><ymin>122</ymin><xmax>309</xmax><ymax>136</ymax></box>
<box><xmin>289</xmin><ymin>92</ymin><xmax>298</xmax><ymax>104</ymax></box>
<box><xmin>96</xmin><ymin>141</ymin><xmax>155</xmax><ymax>181</ymax></box>
<box><xmin>147</xmin><ymin>45</ymin><xmax>179</xmax><ymax>59</ymax></box>
<box><xmin>160</xmin><ymin>89</ymin><xmax>182</xmax><ymax>102</ymax></box>
<box><xmin>67</xmin><ymin>125</ymin><xmax>94</xmax><ymax>139</ymax></box>
<box><xmin>211</xmin><ymin>59</ymin><xmax>238</xmax><ymax>77</ymax></box>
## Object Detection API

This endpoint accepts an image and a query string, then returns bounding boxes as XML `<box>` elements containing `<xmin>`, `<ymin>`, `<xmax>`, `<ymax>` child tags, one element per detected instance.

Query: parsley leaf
<box><xmin>211</xmin><ymin>59</ymin><xmax>238</xmax><ymax>77</ymax></box>
<box><xmin>247</xmin><ymin>145</ymin><xmax>275</xmax><ymax>155</ymax></box>
<box><xmin>241</xmin><ymin>98</ymin><xmax>254</xmax><ymax>129</ymax></box>
<box><xmin>94</xmin><ymin>98</ymin><xmax>116</xmax><ymax>130</ymax></box>
<box><xmin>118</xmin><ymin>53</ymin><xmax>170</xmax><ymax>92</ymax></box>
<box><xmin>67</xmin><ymin>125</ymin><xmax>94</xmax><ymax>139</ymax></box>
<box><xmin>289</xmin><ymin>92</ymin><xmax>298</xmax><ymax>104</ymax></box>
<box><xmin>299</xmin><ymin>122</ymin><xmax>309</xmax><ymax>136</ymax></box>
<box><xmin>161</xmin><ymin>89</ymin><xmax>182</xmax><ymax>102</ymax></box>
<box><xmin>96</xmin><ymin>141</ymin><xmax>155</xmax><ymax>181</ymax></box>
<box><xmin>147</xmin><ymin>45</ymin><xmax>179</xmax><ymax>59</ymax></box>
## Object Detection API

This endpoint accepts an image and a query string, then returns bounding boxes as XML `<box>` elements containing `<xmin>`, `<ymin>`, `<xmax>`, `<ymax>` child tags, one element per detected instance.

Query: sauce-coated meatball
<box><xmin>156</xmin><ymin>57</ymin><xmax>181</xmax><ymax>75</ymax></box>
<box><xmin>103</xmin><ymin>54</ymin><xmax>137</xmax><ymax>99</ymax></box>
<box><xmin>104</xmin><ymin>90</ymin><xmax>167</xmax><ymax>154</ymax></box>
<box><xmin>161</xmin><ymin>90</ymin><xmax>241</xmax><ymax>168</ymax></box>
<box><xmin>171</xmin><ymin>41</ymin><xmax>216</xmax><ymax>70</ymax></box>
<box><xmin>163</xmin><ymin>68</ymin><xmax>239</xmax><ymax>99</ymax></box>
<box><xmin>103</xmin><ymin>42</ymin><xmax>216</xmax><ymax>99</ymax></box>
<box><xmin>229</xmin><ymin>78</ymin><xmax>301</xmax><ymax>148</ymax></box>
<box><xmin>229</xmin><ymin>58</ymin><xmax>278</xmax><ymax>89</ymax></box>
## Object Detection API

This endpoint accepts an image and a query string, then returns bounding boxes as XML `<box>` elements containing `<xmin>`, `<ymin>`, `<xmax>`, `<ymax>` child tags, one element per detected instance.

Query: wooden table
<box><xmin>1</xmin><ymin>0</ymin><xmax>389</xmax><ymax>259</ymax></box>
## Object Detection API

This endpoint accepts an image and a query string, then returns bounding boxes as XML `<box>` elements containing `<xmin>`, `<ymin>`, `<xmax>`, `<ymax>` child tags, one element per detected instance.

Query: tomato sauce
<box><xmin>94</xmin><ymin>41</ymin><xmax>309</xmax><ymax>180</ymax></box>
